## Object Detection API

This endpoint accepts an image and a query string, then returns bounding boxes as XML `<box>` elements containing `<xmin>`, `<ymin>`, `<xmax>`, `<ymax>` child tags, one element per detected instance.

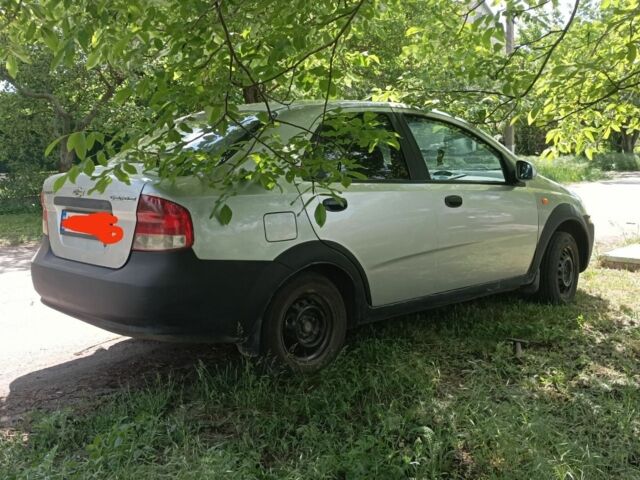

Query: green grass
<box><xmin>526</xmin><ymin>153</ymin><xmax>640</xmax><ymax>184</ymax></box>
<box><xmin>2</xmin><ymin>266</ymin><xmax>639</xmax><ymax>479</ymax></box>
<box><xmin>527</xmin><ymin>156</ymin><xmax>606</xmax><ymax>184</ymax></box>
<box><xmin>0</xmin><ymin>212</ymin><xmax>41</xmax><ymax>246</ymax></box>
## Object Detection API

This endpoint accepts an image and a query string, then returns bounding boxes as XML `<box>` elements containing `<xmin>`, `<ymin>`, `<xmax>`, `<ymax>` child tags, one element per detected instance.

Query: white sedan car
<box><xmin>32</xmin><ymin>101</ymin><xmax>594</xmax><ymax>371</ymax></box>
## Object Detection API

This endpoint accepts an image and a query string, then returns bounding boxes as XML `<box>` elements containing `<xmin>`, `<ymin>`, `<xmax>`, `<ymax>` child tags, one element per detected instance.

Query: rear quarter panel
<box><xmin>143</xmin><ymin>178</ymin><xmax>318</xmax><ymax>261</ymax></box>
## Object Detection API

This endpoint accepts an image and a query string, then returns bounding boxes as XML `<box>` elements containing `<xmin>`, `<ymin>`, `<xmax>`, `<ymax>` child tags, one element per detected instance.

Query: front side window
<box><xmin>405</xmin><ymin>115</ymin><xmax>506</xmax><ymax>183</ymax></box>
<box><xmin>313</xmin><ymin>113</ymin><xmax>410</xmax><ymax>182</ymax></box>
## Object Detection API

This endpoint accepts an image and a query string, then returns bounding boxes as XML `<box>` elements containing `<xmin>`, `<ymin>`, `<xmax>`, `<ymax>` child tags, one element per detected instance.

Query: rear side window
<box><xmin>313</xmin><ymin>113</ymin><xmax>409</xmax><ymax>182</ymax></box>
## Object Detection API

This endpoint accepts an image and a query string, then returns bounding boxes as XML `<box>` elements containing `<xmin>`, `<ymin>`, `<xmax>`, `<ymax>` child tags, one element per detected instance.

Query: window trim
<box><xmin>397</xmin><ymin>113</ymin><xmax>518</xmax><ymax>186</ymax></box>
<box><xmin>309</xmin><ymin>110</ymin><xmax>423</xmax><ymax>184</ymax></box>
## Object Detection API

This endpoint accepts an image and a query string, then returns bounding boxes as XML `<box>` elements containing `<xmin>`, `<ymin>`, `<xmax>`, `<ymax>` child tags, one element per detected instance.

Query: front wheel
<box><xmin>262</xmin><ymin>272</ymin><xmax>347</xmax><ymax>372</ymax></box>
<box><xmin>537</xmin><ymin>231</ymin><xmax>580</xmax><ymax>304</ymax></box>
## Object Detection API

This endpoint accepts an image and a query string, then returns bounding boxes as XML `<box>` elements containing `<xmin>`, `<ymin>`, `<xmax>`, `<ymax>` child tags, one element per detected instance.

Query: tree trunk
<box><xmin>58</xmin><ymin>145</ymin><xmax>75</xmax><ymax>172</ymax></box>
<box><xmin>620</xmin><ymin>128</ymin><xmax>639</xmax><ymax>154</ymax></box>
<box><xmin>243</xmin><ymin>84</ymin><xmax>262</xmax><ymax>103</ymax></box>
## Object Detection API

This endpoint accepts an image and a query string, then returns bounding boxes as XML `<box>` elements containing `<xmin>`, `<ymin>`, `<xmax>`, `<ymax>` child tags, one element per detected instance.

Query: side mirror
<box><xmin>516</xmin><ymin>160</ymin><xmax>537</xmax><ymax>182</ymax></box>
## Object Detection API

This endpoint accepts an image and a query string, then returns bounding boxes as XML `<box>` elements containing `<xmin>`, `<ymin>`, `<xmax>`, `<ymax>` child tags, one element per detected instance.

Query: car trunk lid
<box><xmin>42</xmin><ymin>172</ymin><xmax>147</xmax><ymax>269</ymax></box>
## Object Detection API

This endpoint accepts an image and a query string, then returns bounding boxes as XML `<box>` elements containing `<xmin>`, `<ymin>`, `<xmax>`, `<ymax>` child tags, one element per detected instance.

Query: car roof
<box><xmin>235</xmin><ymin>100</ymin><xmax>506</xmax><ymax>149</ymax></box>
<box><xmin>238</xmin><ymin>99</ymin><xmax>465</xmax><ymax>121</ymax></box>
<box><xmin>239</xmin><ymin>99</ymin><xmax>409</xmax><ymax>112</ymax></box>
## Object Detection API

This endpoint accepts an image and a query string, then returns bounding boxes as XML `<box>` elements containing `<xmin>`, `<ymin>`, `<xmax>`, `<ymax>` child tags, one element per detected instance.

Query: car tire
<box><xmin>261</xmin><ymin>272</ymin><xmax>347</xmax><ymax>372</ymax></box>
<box><xmin>536</xmin><ymin>231</ymin><xmax>580</xmax><ymax>304</ymax></box>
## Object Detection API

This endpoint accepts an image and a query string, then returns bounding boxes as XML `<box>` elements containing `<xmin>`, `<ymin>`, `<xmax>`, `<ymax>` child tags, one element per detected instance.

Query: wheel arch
<box><xmin>531</xmin><ymin>203</ymin><xmax>594</xmax><ymax>274</ymax></box>
<box><xmin>238</xmin><ymin>241</ymin><xmax>370</xmax><ymax>355</ymax></box>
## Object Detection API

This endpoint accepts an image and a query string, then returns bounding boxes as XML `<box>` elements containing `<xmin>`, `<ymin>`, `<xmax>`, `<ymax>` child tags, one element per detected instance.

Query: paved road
<box><xmin>568</xmin><ymin>172</ymin><xmax>640</xmax><ymax>246</ymax></box>
<box><xmin>1</xmin><ymin>173</ymin><xmax>639</xmax><ymax>427</ymax></box>
<box><xmin>0</xmin><ymin>246</ymin><xmax>230</xmax><ymax>427</ymax></box>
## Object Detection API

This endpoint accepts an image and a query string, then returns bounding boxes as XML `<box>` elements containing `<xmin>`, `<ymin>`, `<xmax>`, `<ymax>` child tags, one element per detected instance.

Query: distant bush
<box><xmin>0</xmin><ymin>169</ymin><xmax>52</xmax><ymax>214</ymax></box>
<box><xmin>524</xmin><ymin>152</ymin><xmax>639</xmax><ymax>184</ymax></box>
<box><xmin>524</xmin><ymin>156</ymin><xmax>605</xmax><ymax>183</ymax></box>
<box><xmin>592</xmin><ymin>153</ymin><xmax>640</xmax><ymax>172</ymax></box>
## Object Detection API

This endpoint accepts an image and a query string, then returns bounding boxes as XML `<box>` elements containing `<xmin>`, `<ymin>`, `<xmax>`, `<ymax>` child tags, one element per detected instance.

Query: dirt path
<box><xmin>1</xmin><ymin>173</ymin><xmax>639</xmax><ymax>428</ymax></box>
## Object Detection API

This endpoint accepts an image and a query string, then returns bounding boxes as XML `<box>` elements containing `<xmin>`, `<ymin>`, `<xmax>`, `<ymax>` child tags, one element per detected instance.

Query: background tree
<box><xmin>0</xmin><ymin>85</ymin><xmax>53</xmax><ymax>173</ymax></box>
<box><xmin>0</xmin><ymin>46</ymin><xmax>128</xmax><ymax>172</ymax></box>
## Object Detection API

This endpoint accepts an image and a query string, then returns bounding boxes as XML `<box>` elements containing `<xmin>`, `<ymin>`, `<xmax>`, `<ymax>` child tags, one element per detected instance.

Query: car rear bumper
<box><xmin>31</xmin><ymin>237</ymin><xmax>290</xmax><ymax>343</ymax></box>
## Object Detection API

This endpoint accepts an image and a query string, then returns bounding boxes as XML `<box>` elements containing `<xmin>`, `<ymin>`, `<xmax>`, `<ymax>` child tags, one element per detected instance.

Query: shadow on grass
<box><xmin>0</xmin><ymin>288</ymin><xmax>613</xmax><ymax>430</ymax></box>
<box><xmin>3</xmin><ymin>285</ymin><xmax>638</xmax><ymax>478</ymax></box>
<box><xmin>0</xmin><ymin>340</ymin><xmax>237</xmax><ymax>428</ymax></box>
<box><xmin>355</xmin><ymin>289</ymin><xmax>611</xmax><ymax>347</ymax></box>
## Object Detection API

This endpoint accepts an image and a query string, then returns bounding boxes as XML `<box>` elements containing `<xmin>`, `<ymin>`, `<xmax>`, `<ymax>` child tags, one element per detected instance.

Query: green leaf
<box><xmin>50</xmin><ymin>43</ymin><xmax>67</xmax><ymax>70</ymax></box>
<box><xmin>40</xmin><ymin>27</ymin><xmax>59</xmax><ymax>51</ymax></box>
<box><xmin>627</xmin><ymin>43</ymin><xmax>637</xmax><ymax>63</ymax></box>
<box><xmin>167</xmin><ymin>129</ymin><xmax>181</xmax><ymax>143</ymax></box>
<box><xmin>53</xmin><ymin>174</ymin><xmax>67</xmax><ymax>192</ymax></box>
<box><xmin>585</xmin><ymin>147</ymin><xmax>594</xmax><ymax>161</ymax></box>
<box><xmin>67</xmin><ymin>132</ymin><xmax>87</xmax><ymax>160</ymax></box>
<box><xmin>584</xmin><ymin>130</ymin><xmax>595</xmax><ymax>143</ymax></box>
<box><xmin>83</xmin><ymin>159</ymin><xmax>95</xmax><ymax>176</ymax></box>
<box><xmin>178</xmin><ymin>122</ymin><xmax>193</xmax><ymax>133</ymax></box>
<box><xmin>45</xmin><ymin>136</ymin><xmax>64</xmax><ymax>157</ymax></box>
<box><xmin>86</xmin><ymin>132</ymin><xmax>97</xmax><ymax>151</ymax></box>
<box><xmin>114</xmin><ymin>86</ymin><xmax>132</xmax><ymax>104</ymax></box>
<box><xmin>122</xmin><ymin>162</ymin><xmax>137</xmax><ymax>174</ymax></box>
<box><xmin>113</xmin><ymin>167</ymin><xmax>130</xmax><ymax>184</ymax></box>
<box><xmin>314</xmin><ymin>202</ymin><xmax>327</xmax><ymax>227</ymax></box>
<box><xmin>405</xmin><ymin>27</ymin><xmax>423</xmax><ymax>37</ymax></box>
<box><xmin>86</xmin><ymin>50</ymin><xmax>101</xmax><ymax>69</ymax></box>
<box><xmin>5</xmin><ymin>56</ymin><xmax>18</xmax><ymax>78</ymax></box>
<box><xmin>217</xmin><ymin>204</ymin><xmax>233</xmax><ymax>225</ymax></box>
<box><xmin>97</xmin><ymin>151</ymin><xmax>107</xmax><ymax>166</ymax></box>
<box><xmin>25</xmin><ymin>22</ymin><xmax>37</xmax><ymax>41</ymax></box>
<box><xmin>68</xmin><ymin>165</ymin><xmax>81</xmax><ymax>183</ymax></box>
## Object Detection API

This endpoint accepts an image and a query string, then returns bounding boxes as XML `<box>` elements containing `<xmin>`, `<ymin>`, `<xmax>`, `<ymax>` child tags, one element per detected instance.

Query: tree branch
<box><xmin>518</xmin><ymin>0</ymin><xmax>580</xmax><ymax>99</ymax></box>
<box><xmin>252</xmin><ymin>0</ymin><xmax>366</xmax><ymax>85</ymax></box>
<box><xmin>0</xmin><ymin>66</ymin><xmax>72</xmax><ymax>121</ymax></box>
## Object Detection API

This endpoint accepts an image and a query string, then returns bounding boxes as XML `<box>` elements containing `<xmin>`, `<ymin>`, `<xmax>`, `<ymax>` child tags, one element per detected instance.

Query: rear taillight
<box><xmin>133</xmin><ymin>194</ymin><xmax>194</xmax><ymax>251</ymax></box>
<box><xmin>40</xmin><ymin>191</ymin><xmax>49</xmax><ymax>236</ymax></box>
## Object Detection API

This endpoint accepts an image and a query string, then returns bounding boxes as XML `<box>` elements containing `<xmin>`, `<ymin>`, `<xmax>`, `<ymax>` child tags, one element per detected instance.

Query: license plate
<box><xmin>60</xmin><ymin>210</ymin><xmax>93</xmax><ymax>238</ymax></box>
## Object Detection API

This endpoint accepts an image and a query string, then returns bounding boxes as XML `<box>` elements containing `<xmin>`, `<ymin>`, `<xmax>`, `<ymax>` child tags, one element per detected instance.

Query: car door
<box><xmin>300</xmin><ymin>107</ymin><xmax>442</xmax><ymax>307</ymax></box>
<box><xmin>398</xmin><ymin>111</ymin><xmax>539</xmax><ymax>292</ymax></box>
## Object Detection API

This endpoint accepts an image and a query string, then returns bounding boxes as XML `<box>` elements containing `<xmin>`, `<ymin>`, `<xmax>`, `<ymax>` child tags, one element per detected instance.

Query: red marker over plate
<box><xmin>60</xmin><ymin>212</ymin><xmax>124</xmax><ymax>245</ymax></box>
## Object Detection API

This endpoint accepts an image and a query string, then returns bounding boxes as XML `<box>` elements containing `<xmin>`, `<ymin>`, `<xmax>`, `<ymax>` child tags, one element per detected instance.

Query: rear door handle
<box><xmin>444</xmin><ymin>195</ymin><xmax>463</xmax><ymax>208</ymax></box>
<box><xmin>322</xmin><ymin>198</ymin><xmax>348</xmax><ymax>212</ymax></box>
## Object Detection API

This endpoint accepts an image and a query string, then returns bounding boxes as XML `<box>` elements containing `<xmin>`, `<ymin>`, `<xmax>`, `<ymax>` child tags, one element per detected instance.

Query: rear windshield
<box><xmin>182</xmin><ymin>115</ymin><xmax>260</xmax><ymax>164</ymax></box>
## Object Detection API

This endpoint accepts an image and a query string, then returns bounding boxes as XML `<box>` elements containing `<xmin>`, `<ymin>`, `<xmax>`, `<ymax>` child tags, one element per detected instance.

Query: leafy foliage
<box><xmin>528</xmin><ymin>1</ymin><xmax>640</xmax><ymax>159</ymax></box>
<box><xmin>0</xmin><ymin>0</ymin><xmax>638</xmax><ymax>220</ymax></box>
<box><xmin>0</xmin><ymin>168</ymin><xmax>51</xmax><ymax>213</ymax></box>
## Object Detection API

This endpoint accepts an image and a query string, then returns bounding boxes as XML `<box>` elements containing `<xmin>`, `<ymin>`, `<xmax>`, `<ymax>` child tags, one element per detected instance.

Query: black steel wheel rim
<box><xmin>557</xmin><ymin>246</ymin><xmax>575</xmax><ymax>295</ymax></box>
<box><xmin>282</xmin><ymin>293</ymin><xmax>333</xmax><ymax>362</ymax></box>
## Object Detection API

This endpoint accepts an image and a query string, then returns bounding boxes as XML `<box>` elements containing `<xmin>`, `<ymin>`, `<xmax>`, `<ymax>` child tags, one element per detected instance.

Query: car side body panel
<box><xmin>415</xmin><ymin>182</ymin><xmax>539</xmax><ymax>292</ymax></box>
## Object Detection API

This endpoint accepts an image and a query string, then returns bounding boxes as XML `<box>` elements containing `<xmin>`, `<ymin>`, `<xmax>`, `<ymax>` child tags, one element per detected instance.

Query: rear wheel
<box><xmin>537</xmin><ymin>231</ymin><xmax>580</xmax><ymax>304</ymax></box>
<box><xmin>262</xmin><ymin>272</ymin><xmax>347</xmax><ymax>372</ymax></box>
